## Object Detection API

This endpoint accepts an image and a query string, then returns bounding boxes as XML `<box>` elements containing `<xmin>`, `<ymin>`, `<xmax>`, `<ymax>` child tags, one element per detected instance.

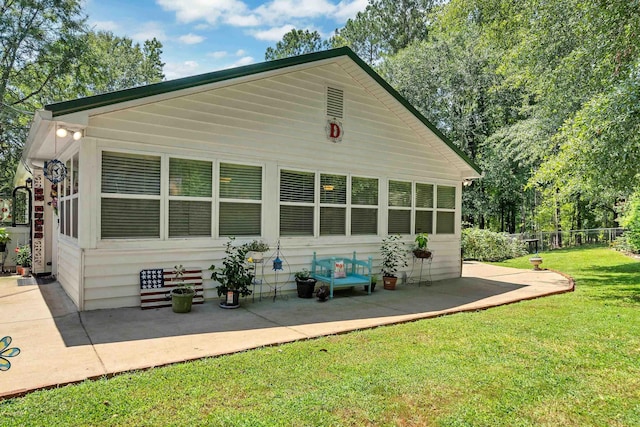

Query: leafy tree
<box><xmin>264</xmin><ymin>29</ymin><xmax>329</xmax><ymax>60</ymax></box>
<box><xmin>0</xmin><ymin>0</ymin><xmax>86</xmax><ymax>193</ymax></box>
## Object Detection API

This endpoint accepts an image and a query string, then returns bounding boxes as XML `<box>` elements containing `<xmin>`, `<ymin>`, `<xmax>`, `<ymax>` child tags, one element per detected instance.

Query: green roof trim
<box><xmin>45</xmin><ymin>46</ymin><xmax>481</xmax><ymax>174</ymax></box>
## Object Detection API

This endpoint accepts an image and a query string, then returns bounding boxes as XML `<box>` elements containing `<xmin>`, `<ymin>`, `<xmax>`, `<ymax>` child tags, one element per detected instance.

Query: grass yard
<box><xmin>2</xmin><ymin>246</ymin><xmax>639</xmax><ymax>426</ymax></box>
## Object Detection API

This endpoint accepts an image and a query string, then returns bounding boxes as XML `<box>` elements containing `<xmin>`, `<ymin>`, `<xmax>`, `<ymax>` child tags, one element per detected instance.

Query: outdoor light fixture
<box><xmin>56</xmin><ymin>127</ymin><xmax>83</xmax><ymax>140</ymax></box>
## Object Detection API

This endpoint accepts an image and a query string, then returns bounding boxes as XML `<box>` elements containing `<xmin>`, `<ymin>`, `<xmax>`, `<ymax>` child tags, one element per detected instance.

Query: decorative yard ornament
<box><xmin>43</xmin><ymin>159</ymin><xmax>67</xmax><ymax>184</ymax></box>
<box><xmin>0</xmin><ymin>336</ymin><xmax>20</xmax><ymax>371</ymax></box>
<box><xmin>325</xmin><ymin>119</ymin><xmax>343</xmax><ymax>143</ymax></box>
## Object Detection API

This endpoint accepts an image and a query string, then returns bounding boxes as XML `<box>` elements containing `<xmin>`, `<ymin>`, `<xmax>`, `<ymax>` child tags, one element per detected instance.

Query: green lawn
<box><xmin>2</xmin><ymin>246</ymin><xmax>639</xmax><ymax>426</ymax></box>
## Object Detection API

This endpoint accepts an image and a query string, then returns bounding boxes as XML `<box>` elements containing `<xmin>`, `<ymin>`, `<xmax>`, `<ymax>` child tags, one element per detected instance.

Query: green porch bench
<box><xmin>310</xmin><ymin>251</ymin><xmax>373</xmax><ymax>299</ymax></box>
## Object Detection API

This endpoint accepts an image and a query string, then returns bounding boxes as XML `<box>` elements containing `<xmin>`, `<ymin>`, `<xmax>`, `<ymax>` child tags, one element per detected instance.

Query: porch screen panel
<box><xmin>436</xmin><ymin>185</ymin><xmax>456</xmax><ymax>234</ymax></box>
<box><xmin>415</xmin><ymin>183</ymin><xmax>434</xmax><ymax>234</ymax></box>
<box><xmin>388</xmin><ymin>180</ymin><xmax>411</xmax><ymax>234</ymax></box>
<box><xmin>219</xmin><ymin>203</ymin><xmax>261</xmax><ymax>236</ymax></box>
<box><xmin>415</xmin><ymin>211</ymin><xmax>433</xmax><ymax>234</ymax></box>
<box><xmin>169</xmin><ymin>201</ymin><xmax>212</xmax><ymax>237</ymax></box>
<box><xmin>280</xmin><ymin>170</ymin><xmax>314</xmax><ymax>236</ymax></box>
<box><xmin>101</xmin><ymin>152</ymin><xmax>161</xmax><ymax>239</ymax></box>
<box><xmin>219</xmin><ymin>163</ymin><xmax>262</xmax><ymax>236</ymax></box>
<box><xmin>437</xmin><ymin>186</ymin><xmax>456</xmax><ymax>209</ymax></box>
<box><xmin>102</xmin><ymin>152</ymin><xmax>160</xmax><ymax>195</ymax></box>
<box><xmin>169</xmin><ymin>158</ymin><xmax>212</xmax><ymax>197</ymax></box>
<box><xmin>320</xmin><ymin>174</ymin><xmax>346</xmax><ymax>236</ymax></box>
<box><xmin>101</xmin><ymin>199</ymin><xmax>160</xmax><ymax>238</ymax></box>
<box><xmin>352</xmin><ymin>177</ymin><xmax>378</xmax><ymax>235</ymax></box>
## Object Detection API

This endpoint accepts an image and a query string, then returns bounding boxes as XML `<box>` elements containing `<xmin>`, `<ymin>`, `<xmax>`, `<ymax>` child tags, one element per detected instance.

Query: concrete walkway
<box><xmin>0</xmin><ymin>262</ymin><xmax>573</xmax><ymax>399</ymax></box>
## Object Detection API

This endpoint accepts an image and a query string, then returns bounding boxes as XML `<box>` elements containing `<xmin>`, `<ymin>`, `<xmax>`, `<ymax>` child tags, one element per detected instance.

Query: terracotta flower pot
<box><xmin>383</xmin><ymin>276</ymin><xmax>398</xmax><ymax>290</ymax></box>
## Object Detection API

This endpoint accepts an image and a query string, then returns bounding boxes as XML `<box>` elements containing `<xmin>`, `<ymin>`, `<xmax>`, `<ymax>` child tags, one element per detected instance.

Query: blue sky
<box><xmin>84</xmin><ymin>0</ymin><xmax>368</xmax><ymax>80</ymax></box>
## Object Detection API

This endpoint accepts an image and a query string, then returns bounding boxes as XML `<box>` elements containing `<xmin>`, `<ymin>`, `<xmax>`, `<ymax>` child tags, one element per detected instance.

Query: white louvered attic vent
<box><xmin>326</xmin><ymin>87</ymin><xmax>344</xmax><ymax>119</ymax></box>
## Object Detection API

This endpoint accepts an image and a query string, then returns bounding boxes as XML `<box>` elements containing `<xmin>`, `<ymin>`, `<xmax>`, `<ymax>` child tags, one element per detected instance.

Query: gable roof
<box><xmin>45</xmin><ymin>46</ymin><xmax>481</xmax><ymax>175</ymax></box>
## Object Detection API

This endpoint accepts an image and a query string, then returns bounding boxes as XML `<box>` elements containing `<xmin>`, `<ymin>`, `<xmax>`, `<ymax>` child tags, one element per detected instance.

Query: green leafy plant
<box><xmin>294</xmin><ymin>269</ymin><xmax>312</xmax><ymax>281</ymax></box>
<box><xmin>461</xmin><ymin>228</ymin><xmax>528</xmax><ymax>262</ymax></box>
<box><xmin>15</xmin><ymin>244</ymin><xmax>31</xmax><ymax>267</ymax></box>
<box><xmin>0</xmin><ymin>228</ymin><xmax>11</xmax><ymax>244</ymax></box>
<box><xmin>380</xmin><ymin>235</ymin><xmax>408</xmax><ymax>277</ymax></box>
<box><xmin>209</xmin><ymin>238</ymin><xmax>254</xmax><ymax>297</ymax></box>
<box><xmin>244</xmin><ymin>240</ymin><xmax>270</xmax><ymax>253</ymax></box>
<box><xmin>171</xmin><ymin>264</ymin><xmax>194</xmax><ymax>295</ymax></box>
<box><xmin>414</xmin><ymin>232</ymin><xmax>429</xmax><ymax>250</ymax></box>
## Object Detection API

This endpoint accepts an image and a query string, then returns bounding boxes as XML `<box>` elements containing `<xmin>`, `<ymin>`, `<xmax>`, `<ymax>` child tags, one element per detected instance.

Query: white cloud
<box><xmin>230</xmin><ymin>56</ymin><xmax>255</xmax><ymax>67</ymax></box>
<box><xmin>250</xmin><ymin>24</ymin><xmax>295</xmax><ymax>41</ymax></box>
<box><xmin>178</xmin><ymin>33</ymin><xmax>205</xmax><ymax>44</ymax></box>
<box><xmin>164</xmin><ymin>60</ymin><xmax>203</xmax><ymax>80</ymax></box>
<box><xmin>235</xmin><ymin>49</ymin><xmax>246</xmax><ymax>56</ymax></box>
<box><xmin>131</xmin><ymin>21</ymin><xmax>167</xmax><ymax>43</ymax></box>
<box><xmin>208</xmin><ymin>50</ymin><xmax>229</xmax><ymax>59</ymax></box>
<box><xmin>156</xmin><ymin>0</ymin><xmax>368</xmax><ymax>29</ymax></box>
<box><xmin>157</xmin><ymin>0</ymin><xmax>251</xmax><ymax>25</ymax></box>
<box><xmin>91</xmin><ymin>20</ymin><xmax>120</xmax><ymax>32</ymax></box>
<box><xmin>333</xmin><ymin>0</ymin><xmax>368</xmax><ymax>21</ymax></box>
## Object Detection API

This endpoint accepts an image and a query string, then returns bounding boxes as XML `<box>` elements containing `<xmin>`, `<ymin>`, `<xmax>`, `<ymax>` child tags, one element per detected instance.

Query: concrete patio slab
<box><xmin>0</xmin><ymin>262</ymin><xmax>573</xmax><ymax>399</ymax></box>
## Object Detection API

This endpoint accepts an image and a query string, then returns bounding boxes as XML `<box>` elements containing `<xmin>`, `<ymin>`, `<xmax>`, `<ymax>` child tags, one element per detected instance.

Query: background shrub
<box><xmin>462</xmin><ymin>228</ymin><xmax>528</xmax><ymax>262</ymax></box>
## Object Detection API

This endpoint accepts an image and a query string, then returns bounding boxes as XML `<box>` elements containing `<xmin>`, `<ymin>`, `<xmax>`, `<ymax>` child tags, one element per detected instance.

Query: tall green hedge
<box><xmin>462</xmin><ymin>228</ymin><xmax>528</xmax><ymax>262</ymax></box>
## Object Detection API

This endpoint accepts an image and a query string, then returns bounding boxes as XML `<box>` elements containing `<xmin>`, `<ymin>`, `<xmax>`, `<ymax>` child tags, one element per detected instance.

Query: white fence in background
<box><xmin>508</xmin><ymin>228</ymin><xmax>624</xmax><ymax>252</ymax></box>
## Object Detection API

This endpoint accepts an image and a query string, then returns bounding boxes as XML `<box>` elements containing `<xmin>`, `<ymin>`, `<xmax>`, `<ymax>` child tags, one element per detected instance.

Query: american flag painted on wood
<box><xmin>139</xmin><ymin>268</ymin><xmax>204</xmax><ymax>309</ymax></box>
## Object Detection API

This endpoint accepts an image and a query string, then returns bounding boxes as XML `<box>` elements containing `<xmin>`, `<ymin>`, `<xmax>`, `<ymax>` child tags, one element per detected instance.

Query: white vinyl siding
<box><xmin>101</xmin><ymin>152</ymin><xmax>161</xmax><ymax>239</ymax></box>
<box><xmin>219</xmin><ymin>163</ymin><xmax>262</xmax><ymax>236</ymax></box>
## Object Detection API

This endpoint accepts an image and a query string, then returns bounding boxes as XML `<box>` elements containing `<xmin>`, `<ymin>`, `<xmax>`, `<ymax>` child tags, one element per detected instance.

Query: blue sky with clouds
<box><xmin>84</xmin><ymin>0</ymin><xmax>368</xmax><ymax>80</ymax></box>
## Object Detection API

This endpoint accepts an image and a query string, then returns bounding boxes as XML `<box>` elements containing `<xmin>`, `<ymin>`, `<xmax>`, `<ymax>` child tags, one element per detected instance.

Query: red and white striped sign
<box><xmin>139</xmin><ymin>268</ymin><xmax>204</xmax><ymax>309</ymax></box>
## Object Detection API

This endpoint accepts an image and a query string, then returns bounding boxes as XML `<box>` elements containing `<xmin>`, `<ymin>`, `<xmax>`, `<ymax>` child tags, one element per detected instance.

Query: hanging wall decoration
<box><xmin>43</xmin><ymin>159</ymin><xmax>67</xmax><ymax>184</ymax></box>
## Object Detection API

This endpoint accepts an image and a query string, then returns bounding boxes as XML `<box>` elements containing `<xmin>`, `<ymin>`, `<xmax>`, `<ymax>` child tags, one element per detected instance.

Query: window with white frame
<box><xmin>219</xmin><ymin>163</ymin><xmax>262</xmax><ymax>236</ymax></box>
<box><xmin>415</xmin><ymin>183</ymin><xmax>434</xmax><ymax>234</ymax></box>
<box><xmin>59</xmin><ymin>153</ymin><xmax>79</xmax><ymax>238</ymax></box>
<box><xmin>320</xmin><ymin>173</ymin><xmax>346</xmax><ymax>236</ymax></box>
<box><xmin>101</xmin><ymin>151</ymin><xmax>161</xmax><ymax>239</ymax></box>
<box><xmin>351</xmin><ymin>177</ymin><xmax>378</xmax><ymax>235</ymax></box>
<box><xmin>280</xmin><ymin>169</ymin><xmax>315</xmax><ymax>236</ymax></box>
<box><xmin>168</xmin><ymin>158</ymin><xmax>213</xmax><ymax>238</ymax></box>
<box><xmin>388</xmin><ymin>180</ymin><xmax>412</xmax><ymax>234</ymax></box>
<box><xmin>436</xmin><ymin>185</ymin><xmax>456</xmax><ymax>234</ymax></box>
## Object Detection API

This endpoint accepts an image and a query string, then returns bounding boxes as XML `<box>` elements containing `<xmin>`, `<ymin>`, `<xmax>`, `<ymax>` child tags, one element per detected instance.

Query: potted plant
<box><xmin>0</xmin><ymin>228</ymin><xmax>10</xmax><ymax>253</ymax></box>
<box><xmin>244</xmin><ymin>239</ymin><xmax>270</xmax><ymax>262</ymax></box>
<box><xmin>15</xmin><ymin>244</ymin><xmax>31</xmax><ymax>276</ymax></box>
<box><xmin>170</xmin><ymin>264</ymin><xmax>195</xmax><ymax>313</ymax></box>
<box><xmin>413</xmin><ymin>232</ymin><xmax>432</xmax><ymax>259</ymax></box>
<box><xmin>380</xmin><ymin>235</ymin><xmax>408</xmax><ymax>290</ymax></box>
<box><xmin>363</xmin><ymin>275</ymin><xmax>377</xmax><ymax>293</ymax></box>
<box><xmin>294</xmin><ymin>269</ymin><xmax>317</xmax><ymax>298</ymax></box>
<box><xmin>210</xmin><ymin>238</ymin><xmax>254</xmax><ymax>309</ymax></box>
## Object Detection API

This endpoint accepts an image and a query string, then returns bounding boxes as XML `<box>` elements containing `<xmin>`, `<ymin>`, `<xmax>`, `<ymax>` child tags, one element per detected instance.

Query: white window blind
<box><xmin>320</xmin><ymin>174</ymin><xmax>346</xmax><ymax>236</ymax></box>
<box><xmin>415</xmin><ymin>183</ymin><xmax>434</xmax><ymax>234</ymax></box>
<box><xmin>436</xmin><ymin>185</ymin><xmax>456</xmax><ymax>234</ymax></box>
<box><xmin>388</xmin><ymin>180</ymin><xmax>411</xmax><ymax>234</ymax></box>
<box><xmin>169</xmin><ymin>201</ymin><xmax>212</xmax><ymax>237</ymax></box>
<box><xmin>280</xmin><ymin>170</ymin><xmax>314</xmax><ymax>236</ymax></box>
<box><xmin>101</xmin><ymin>152</ymin><xmax>161</xmax><ymax>239</ymax></box>
<box><xmin>219</xmin><ymin>163</ymin><xmax>262</xmax><ymax>236</ymax></box>
<box><xmin>169</xmin><ymin>158</ymin><xmax>212</xmax><ymax>197</ymax></box>
<box><xmin>351</xmin><ymin>177</ymin><xmax>378</xmax><ymax>235</ymax></box>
